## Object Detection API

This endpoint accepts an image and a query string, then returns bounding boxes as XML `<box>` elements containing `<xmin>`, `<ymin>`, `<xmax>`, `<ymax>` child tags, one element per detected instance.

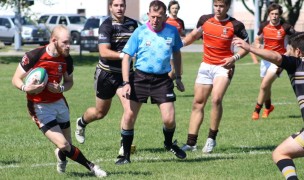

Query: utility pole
<box><xmin>254</xmin><ymin>0</ymin><xmax>261</xmax><ymax>40</ymax></box>
<box><xmin>14</xmin><ymin>0</ymin><xmax>22</xmax><ymax>51</ymax></box>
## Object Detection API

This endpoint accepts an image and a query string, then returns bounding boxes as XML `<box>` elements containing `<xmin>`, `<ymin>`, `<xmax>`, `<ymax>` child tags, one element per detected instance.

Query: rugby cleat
<box><xmin>262</xmin><ymin>105</ymin><xmax>274</xmax><ymax>118</ymax></box>
<box><xmin>202</xmin><ymin>138</ymin><xmax>216</xmax><ymax>153</ymax></box>
<box><xmin>75</xmin><ymin>118</ymin><xmax>86</xmax><ymax>144</ymax></box>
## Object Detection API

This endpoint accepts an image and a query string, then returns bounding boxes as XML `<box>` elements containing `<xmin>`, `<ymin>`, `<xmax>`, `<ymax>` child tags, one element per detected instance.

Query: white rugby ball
<box><xmin>24</xmin><ymin>67</ymin><xmax>48</xmax><ymax>85</ymax></box>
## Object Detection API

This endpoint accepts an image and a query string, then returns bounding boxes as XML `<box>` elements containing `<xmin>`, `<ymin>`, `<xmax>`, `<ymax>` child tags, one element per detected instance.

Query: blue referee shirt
<box><xmin>123</xmin><ymin>22</ymin><xmax>183</xmax><ymax>74</ymax></box>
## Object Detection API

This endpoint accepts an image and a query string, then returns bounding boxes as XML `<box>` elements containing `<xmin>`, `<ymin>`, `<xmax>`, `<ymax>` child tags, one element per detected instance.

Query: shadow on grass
<box><xmin>68</xmin><ymin>170</ymin><xmax>152</xmax><ymax>178</ymax></box>
<box><xmin>219</xmin><ymin>145</ymin><xmax>276</xmax><ymax>153</ymax></box>
<box><xmin>288</xmin><ymin>115</ymin><xmax>302</xmax><ymax>119</ymax></box>
<box><xmin>177</xmin><ymin>94</ymin><xmax>194</xmax><ymax>98</ymax></box>
<box><xmin>0</xmin><ymin>54</ymin><xmax>99</xmax><ymax>66</ymax></box>
<box><xmin>135</xmin><ymin>147</ymin><xmax>237</xmax><ymax>163</ymax></box>
<box><xmin>0</xmin><ymin>160</ymin><xmax>20</xmax><ymax>165</ymax></box>
<box><xmin>108</xmin><ymin>170</ymin><xmax>152</xmax><ymax>176</ymax></box>
<box><xmin>139</xmin><ymin>147</ymin><xmax>267</xmax><ymax>154</ymax></box>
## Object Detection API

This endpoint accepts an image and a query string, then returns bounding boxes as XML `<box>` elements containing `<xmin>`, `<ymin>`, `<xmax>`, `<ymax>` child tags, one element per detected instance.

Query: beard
<box><xmin>55</xmin><ymin>42</ymin><xmax>70</xmax><ymax>57</ymax></box>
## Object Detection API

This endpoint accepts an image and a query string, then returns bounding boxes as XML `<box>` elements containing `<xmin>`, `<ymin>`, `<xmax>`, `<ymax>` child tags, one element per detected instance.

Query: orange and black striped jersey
<box><xmin>258</xmin><ymin>21</ymin><xmax>295</xmax><ymax>54</ymax></box>
<box><xmin>197</xmin><ymin>14</ymin><xmax>248</xmax><ymax>65</ymax></box>
<box><xmin>166</xmin><ymin>17</ymin><xmax>185</xmax><ymax>36</ymax></box>
<box><xmin>20</xmin><ymin>46</ymin><xmax>73</xmax><ymax>103</ymax></box>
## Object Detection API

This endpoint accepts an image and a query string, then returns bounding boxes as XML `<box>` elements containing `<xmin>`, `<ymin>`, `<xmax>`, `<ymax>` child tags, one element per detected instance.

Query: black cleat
<box><xmin>164</xmin><ymin>140</ymin><xmax>187</xmax><ymax>159</ymax></box>
<box><xmin>115</xmin><ymin>155</ymin><xmax>131</xmax><ymax>165</ymax></box>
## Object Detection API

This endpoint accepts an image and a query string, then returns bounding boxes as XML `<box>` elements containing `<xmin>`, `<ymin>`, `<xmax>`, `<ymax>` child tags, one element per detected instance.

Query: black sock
<box><xmin>120</xmin><ymin>135</ymin><xmax>123</xmax><ymax>147</ymax></box>
<box><xmin>163</xmin><ymin>126</ymin><xmax>175</xmax><ymax>147</ymax></box>
<box><xmin>254</xmin><ymin>103</ymin><xmax>263</xmax><ymax>113</ymax></box>
<box><xmin>186</xmin><ymin>134</ymin><xmax>198</xmax><ymax>146</ymax></box>
<box><xmin>208</xmin><ymin>128</ymin><xmax>218</xmax><ymax>140</ymax></box>
<box><xmin>276</xmin><ymin>159</ymin><xmax>298</xmax><ymax>180</ymax></box>
<box><xmin>57</xmin><ymin>149</ymin><xmax>67</xmax><ymax>161</ymax></box>
<box><xmin>121</xmin><ymin>129</ymin><xmax>134</xmax><ymax>159</ymax></box>
<box><xmin>265</xmin><ymin>99</ymin><xmax>271</xmax><ymax>109</ymax></box>
<box><xmin>63</xmin><ymin>144</ymin><xmax>92</xmax><ymax>171</ymax></box>
<box><xmin>78</xmin><ymin>116</ymin><xmax>88</xmax><ymax>128</ymax></box>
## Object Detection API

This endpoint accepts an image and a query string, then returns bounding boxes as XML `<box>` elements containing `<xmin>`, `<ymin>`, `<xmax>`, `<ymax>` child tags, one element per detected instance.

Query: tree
<box><xmin>0</xmin><ymin>0</ymin><xmax>34</xmax><ymax>9</ymax></box>
<box><xmin>241</xmin><ymin>0</ymin><xmax>304</xmax><ymax>26</ymax></box>
<box><xmin>0</xmin><ymin>0</ymin><xmax>35</xmax><ymax>50</ymax></box>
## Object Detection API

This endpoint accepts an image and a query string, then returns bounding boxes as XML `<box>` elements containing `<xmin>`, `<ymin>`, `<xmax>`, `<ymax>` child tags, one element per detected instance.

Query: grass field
<box><xmin>0</xmin><ymin>52</ymin><xmax>303</xmax><ymax>179</ymax></box>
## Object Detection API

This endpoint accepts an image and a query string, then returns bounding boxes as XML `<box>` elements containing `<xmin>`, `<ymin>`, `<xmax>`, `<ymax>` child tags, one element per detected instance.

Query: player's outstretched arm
<box><xmin>232</xmin><ymin>37</ymin><xmax>282</xmax><ymax>66</ymax></box>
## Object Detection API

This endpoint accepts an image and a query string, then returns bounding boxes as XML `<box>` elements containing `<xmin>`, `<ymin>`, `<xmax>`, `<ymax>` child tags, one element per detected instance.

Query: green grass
<box><xmin>0</xmin><ymin>53</ymin><xmax>303</xmax><ymax>179</ymax></box>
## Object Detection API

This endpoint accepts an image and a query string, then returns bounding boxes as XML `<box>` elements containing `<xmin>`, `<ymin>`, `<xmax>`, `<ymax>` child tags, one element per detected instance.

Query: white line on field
<box><xmin>0</xmin><ymin>150</ymin><xmax>271</xmax><ymax>170</ymax></box>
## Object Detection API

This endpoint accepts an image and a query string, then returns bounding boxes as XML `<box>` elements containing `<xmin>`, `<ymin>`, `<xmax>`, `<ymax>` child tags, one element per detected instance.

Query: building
<box><xmin>1</xmin><ymin>0</ymin><xmax>303</xmax><ymax>31</ymax></box>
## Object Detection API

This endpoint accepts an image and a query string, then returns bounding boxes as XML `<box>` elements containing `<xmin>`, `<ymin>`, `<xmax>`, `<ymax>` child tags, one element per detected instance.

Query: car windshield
<box><xmin>38</xmin><ymin>16</ymin><xmax>48</xmax><ymax>24</ymax></box>
<box><xmin>83</xmin><ymin>18</ymin><xmax>100</xmax><ymax>30</ymax></box>
<box><xmin>68</xmin><ymin>16</ymin><xmax>86</xmax><ymax>25</ymax></box>
<box><xmin>12</xmin><ymin>17</ymin><xmax>36</xmax><ymax>25</ymax></box>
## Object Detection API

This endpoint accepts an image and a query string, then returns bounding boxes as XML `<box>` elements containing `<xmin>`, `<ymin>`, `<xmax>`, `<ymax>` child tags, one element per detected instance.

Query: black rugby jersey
<box><xmin>98</xmin><ymin>16</ymin><xmax>138</xmax><ymax>73</ymax></box>
<box><xmin>280</xmin><ymin>55</ymin><xmax>304</xmax><ymax>119</ymax></box>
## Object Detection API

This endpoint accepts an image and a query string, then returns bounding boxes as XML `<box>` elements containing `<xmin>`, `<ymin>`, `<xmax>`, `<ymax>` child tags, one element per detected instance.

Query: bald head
<box><xmin>50</xmin><ymin>25</ymin><xmax>70</xmax><ymax>42</ymax></box>
<box><xmin>49</xmin><ymin>25</ymin><xmax>70</xmax><ymax>57</ymax></box>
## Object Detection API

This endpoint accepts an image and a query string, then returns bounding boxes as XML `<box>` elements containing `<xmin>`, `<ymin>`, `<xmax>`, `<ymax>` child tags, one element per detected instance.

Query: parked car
<box><xmin>38</xmin><ymin>14</ymin><xmax>86</xmax><ymax>45</ymax></box>
<box><xmin>80</xmin><ymin>16</ymin><xmax>108</xmax><ymax>52</ymax></box>
<box><xmin>80</xmin><ymin>16</ymin><xmax>142</xmax><ymax>52</ymax></box>
<box><xmin>0</xmin><ymin>15</ymin><xmax>50</xmax><ymax>46</ymax></box>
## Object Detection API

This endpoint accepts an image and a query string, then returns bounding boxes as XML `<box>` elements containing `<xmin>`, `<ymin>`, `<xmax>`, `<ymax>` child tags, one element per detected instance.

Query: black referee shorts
<box><xmin>129</xmin><ymin>70</ymin><xmax>176</xmax><ymax>104</ymax></box>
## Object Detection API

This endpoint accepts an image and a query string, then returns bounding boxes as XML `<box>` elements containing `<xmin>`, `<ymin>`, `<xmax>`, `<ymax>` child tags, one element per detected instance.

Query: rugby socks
<box><xmin>163</xmin><ymin>126</ymin><xmax>175</xmax><ymax>147</ymax></box>
<box><xmin>63</xmin><ymin>145</ymin><xmax>92</xmax><ymax>170</ymax></box>
<box><xmin>186</xmin><ymin>134</ymin><xmax>198</xmax><ymax>146</ymax></box>
<box><xmin>265</xmin><ymin>99</ymin><xmax>272</xmax><ymax>109</ymax></box>
<box><xmin>78</xmin><ymin>116</ymin><xmax>88</xmax><ymax>128</ymax></box>
<box><xmin>57</xmin><ymin>149</ymin><xmax>67</xmax><ymax>161</ymax></box>
<box><xmin>208</xmin><ymin>128</ymin><xmax>218</xmax><ymax>140</ymax></box>
<box><xmin>254</xmin><ymin>103</ymin><xmax>263</xmax><ymax>113</ymax></box>
<box><xmin>121</xmin><ymin>129</ymin><xmax>134</xmax><ymax>159</ymax></box>
<box><xmin>276</xmin><ymin>159</ymin><xmax>298</xmax><ymax>180</ymax></box>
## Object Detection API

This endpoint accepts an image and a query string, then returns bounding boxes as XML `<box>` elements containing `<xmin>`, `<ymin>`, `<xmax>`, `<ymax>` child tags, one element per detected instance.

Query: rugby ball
<box><xmin>24</xmin><ymin>67</ymin><xmax>48</xmax><ymax>85</ymax></box>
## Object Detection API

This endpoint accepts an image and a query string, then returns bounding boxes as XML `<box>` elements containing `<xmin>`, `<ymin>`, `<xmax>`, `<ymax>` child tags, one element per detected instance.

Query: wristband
<box><xmin>59</xmin><ymin>85</ymin><xmax>65</xmax><ymax>93</ymax></box>
<box><xmin>176</xmin><ymin>75</ymin><xmax>182</xmax><ymax>79</ymax></box>
<box><xmin>121</xmin><ymin>81</ymin><xmax>130</xmax><ymax>86</ymax></box>
<box><xmin>182</xmin><ymin>40</ymin><xmax>186</xmax><ymax>47</ymax></box>
<box><xmin>233</xmin><ymin>53</ymin><xmax>241</xmax><ymax>61</ymax></box>
<box><xmin>119</xmin><ymin>52</ymin><xmax>125</xmax><ymax>60</ymax></box>
<box><xmin>21</xmin><ymin>84</ymin><xmax>26</xmax><ymax>92</ymax></box>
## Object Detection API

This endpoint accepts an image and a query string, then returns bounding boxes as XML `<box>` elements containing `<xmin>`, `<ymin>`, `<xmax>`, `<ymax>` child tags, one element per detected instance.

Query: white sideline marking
<box><xmin>0</xmin><ymin>150</ymin><xmax>271</xmax><ymax>170</ymax></box>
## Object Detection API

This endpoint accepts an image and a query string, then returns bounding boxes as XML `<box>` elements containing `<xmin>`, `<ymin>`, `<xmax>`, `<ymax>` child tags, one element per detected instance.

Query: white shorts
<box><xmin>195</xmin><ymin>62</ymin><xmax>233</xmax><ymax>85</ymax></box>
<box><xmin>31</xmin><ymin>98</ymin><xmax>70</xmax><ymax>128</ymax></box>
<box><xmin>260</xmin><ymin>59</ymin><xmax>282</xmax><ymax>78</ymax></box>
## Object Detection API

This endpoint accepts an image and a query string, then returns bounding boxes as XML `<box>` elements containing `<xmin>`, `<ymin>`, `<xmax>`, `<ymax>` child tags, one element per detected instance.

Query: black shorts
<box><xmin>291</xmin><ymin>128</ymin><xmax>304</xmax><ymax>148</ymax></box>
<box><xmin>129</xmin><ymin>70</ymin><xmax>176</xmax><ymax>104</ymax></box>
<box><xmin>94</xmin><ymin>67</ymin><xmax>123</xmax><ymax>99</ymax></box>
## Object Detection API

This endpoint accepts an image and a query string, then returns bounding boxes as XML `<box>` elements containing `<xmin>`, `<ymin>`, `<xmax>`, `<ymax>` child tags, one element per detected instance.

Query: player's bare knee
<box><xmin>192</xmin><ymin>101</ymin><xmax>205</xmax><ymax>111</ymax></box>
<box><xmin>163</xmin><ymin>117</ymin><xmax>175</xmax><ymax>126</ymax></box>
<box><xmin>57</xmin><ymin>141</ymin><xmax>71</xmax><ymax>151</ymax></box>
<box><xmin>260</xmin><ymin>83</ymin><xmax>271</xmax><ymax>91</ymax></box>
<box><xmin>211</xmin><ymin>97</ymin><xmax>223</xmax><ymax>106</ymax></box>
<box><xmin>95</xmin><ymin>110</ymin><xmax>108</xmax><ymax>119</ymax></box>
<box><xmin>272</xmin><ymin>148</ymin><xmax>279</xmax><ymax>162</ymax></box>
<box><xmin>123</xmin><ymin>110</ymin><xmax>136</xmax><ymax>121</ymax></box>
<box><xmin>164</xmin><ymin>120</ymin><xmax>176</xmax><ymax>129</ymax></box>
